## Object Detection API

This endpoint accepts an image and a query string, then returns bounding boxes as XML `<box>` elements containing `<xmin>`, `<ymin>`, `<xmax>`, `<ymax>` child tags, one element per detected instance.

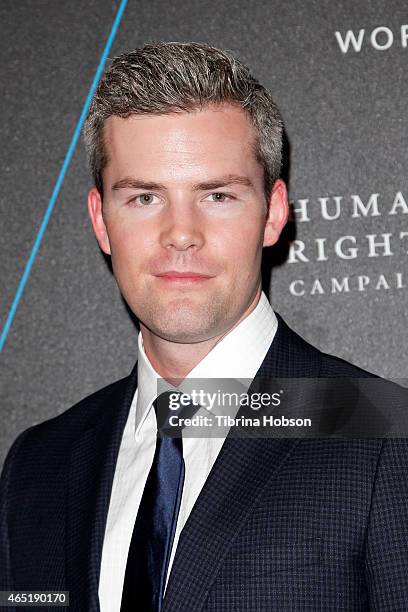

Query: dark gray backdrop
<box><xmin>1</xmin><ymin>0</ymin><xmax>407</xmax><ymax>465</ymax></box>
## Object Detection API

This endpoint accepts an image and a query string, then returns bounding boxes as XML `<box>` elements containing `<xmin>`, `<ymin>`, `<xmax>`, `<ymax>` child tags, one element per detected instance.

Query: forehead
<box><xmin>102</xmin><ymin>104</ymin><xmax>263</xmax><ymax>184</ymax></box>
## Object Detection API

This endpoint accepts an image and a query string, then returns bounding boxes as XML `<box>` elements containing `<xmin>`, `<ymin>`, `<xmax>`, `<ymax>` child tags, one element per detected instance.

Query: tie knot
<box><xmin>153</xmin><ymin>390</ymin><xmax>201</xmax><ymax>436</ymax></box>
<box><xmin>153</xmin><ymin>390</ymin><xmax>181</xmax><ymax>415</ymax></box>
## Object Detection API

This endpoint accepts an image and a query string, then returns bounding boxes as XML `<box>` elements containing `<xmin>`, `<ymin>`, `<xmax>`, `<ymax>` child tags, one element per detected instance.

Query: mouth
<box><xmin>155</xmin><ymin>271</ymin><xmax>214</xmax><ymax>284</ymax></box>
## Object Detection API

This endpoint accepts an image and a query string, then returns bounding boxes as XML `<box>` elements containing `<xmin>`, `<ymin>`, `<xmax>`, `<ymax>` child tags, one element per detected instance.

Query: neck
<box><xmin>140</xmin><ymin>288</ymin><xmax>262</xmax><ymax>382</ymax></box>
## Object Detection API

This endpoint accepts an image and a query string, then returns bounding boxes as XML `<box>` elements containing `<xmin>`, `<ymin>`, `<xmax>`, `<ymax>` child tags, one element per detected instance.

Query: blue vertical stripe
<box><xmin>0</xmin><ymin>0</ymin><xmax>128</xmax><ymax>353</ymax></box>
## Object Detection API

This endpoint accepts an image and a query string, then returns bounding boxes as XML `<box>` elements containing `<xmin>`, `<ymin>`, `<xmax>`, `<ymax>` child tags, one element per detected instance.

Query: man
<box><xmin>1</xmin><ymin>42</ymin><xmax>408</xmax><ymax>612</ymax></box>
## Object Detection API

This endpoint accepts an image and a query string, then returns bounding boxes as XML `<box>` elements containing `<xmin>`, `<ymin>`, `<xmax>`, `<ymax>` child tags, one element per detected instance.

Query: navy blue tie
<box><xmin>120</xmin><ymin>391</ymin><xmax>187</xmax><ymax>612</ymax></box>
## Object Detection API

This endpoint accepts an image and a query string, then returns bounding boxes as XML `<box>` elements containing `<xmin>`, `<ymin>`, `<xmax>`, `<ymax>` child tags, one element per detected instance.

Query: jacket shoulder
<box><xmin>275</xmin><ymin>311</ymin><xmax>377</xmax><ymax>379</ymax></box>
<box><xmin>2</xmin><ymin>372</ymin><xmax>133</xmax><ymax>474</ymax></box>
<box><xmin>33</xmin><ymin>373</ymin><xmax>130</xmax><ymax>436</ymax></box>
<box><xmin>319</xmin><ymin>351</ymin><xmax>378</xmax><ymax>378</ymax></box>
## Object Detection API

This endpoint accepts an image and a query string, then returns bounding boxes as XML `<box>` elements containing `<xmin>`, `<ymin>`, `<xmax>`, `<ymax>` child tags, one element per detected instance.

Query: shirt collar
<box><xmin>134</xmin><ymin>290</ymin><xmax>278</xmax><ymax>436</ymax></box>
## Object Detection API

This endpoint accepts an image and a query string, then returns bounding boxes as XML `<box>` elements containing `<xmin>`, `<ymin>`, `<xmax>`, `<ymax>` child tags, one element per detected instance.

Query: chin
<box><xmin>133</xmin><ymin>289</ymin><xmax>233</xmax><ymax>342</ymax></box>
<box><xmin>150</xmin><ymin>309</ymin><xmax>225</xmax><ymax>344</ymax></box>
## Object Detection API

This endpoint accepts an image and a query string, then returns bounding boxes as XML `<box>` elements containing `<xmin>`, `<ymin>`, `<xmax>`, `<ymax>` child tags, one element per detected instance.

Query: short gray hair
<box><xmin>83</xmin><ymin>42</ymin><xmax>284</xmax><ymax>199</ymax></box>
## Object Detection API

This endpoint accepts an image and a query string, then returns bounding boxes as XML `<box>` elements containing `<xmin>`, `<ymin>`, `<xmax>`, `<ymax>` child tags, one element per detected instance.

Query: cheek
<box><xmin>215</xmin><ymin>217</ymin><xmax>264</xmax><ymax>266</ymax></box>
<box><xmin>107</xmin><ymin>219</ymin><xmax>153</xmax><ymax>263</ymax></box>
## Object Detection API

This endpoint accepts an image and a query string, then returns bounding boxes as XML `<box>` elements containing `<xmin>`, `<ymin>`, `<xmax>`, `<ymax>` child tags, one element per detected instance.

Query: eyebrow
<box><xmin>111</xmin><ymin>174</ymin><xmax>255</xmax><ymax>192</ymax></box>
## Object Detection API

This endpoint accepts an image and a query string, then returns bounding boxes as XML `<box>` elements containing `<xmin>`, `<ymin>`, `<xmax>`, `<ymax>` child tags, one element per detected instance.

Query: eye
<box><xmin>131</xmin><ymin>193</ymin><xmax>160</xmax><ymax>206</ymax></box>
<box><xmin>205</xmin><ymin>192</ymin><xmax>234</xmax><ymax>203</ymax></box>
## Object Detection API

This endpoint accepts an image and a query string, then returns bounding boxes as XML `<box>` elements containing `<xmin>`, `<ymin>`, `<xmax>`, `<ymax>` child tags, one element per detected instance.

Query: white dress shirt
<box><xmin>98</xmin><ymin>291</ymin><xmax>278</xmax><ymax>611</ymax></box>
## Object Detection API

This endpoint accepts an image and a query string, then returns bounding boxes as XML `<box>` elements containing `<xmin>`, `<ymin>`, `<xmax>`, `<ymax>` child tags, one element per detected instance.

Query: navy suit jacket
<box><xmin>1</xmin><ymin>313</ymin><xmax>408</xmax><ymax>611</ymax></box>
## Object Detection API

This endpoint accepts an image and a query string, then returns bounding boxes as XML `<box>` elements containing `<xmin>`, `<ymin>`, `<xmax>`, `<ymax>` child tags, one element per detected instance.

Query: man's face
<box><xmin>88</xmin><ymin>104</ymin><xmax>287</xmax><ymax>344</ymax></box>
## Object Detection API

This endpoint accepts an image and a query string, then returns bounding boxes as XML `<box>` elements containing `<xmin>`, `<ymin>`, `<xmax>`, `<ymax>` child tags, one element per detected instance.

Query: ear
<box><xmin>87</xmin><ymin>187</ymin><xmax>111</xmax><ymax>255</ymax></box>
<box><xmin>263</xmin><ymin>179</ymin><xmax>289</xmax><ymax>247</ymax></box>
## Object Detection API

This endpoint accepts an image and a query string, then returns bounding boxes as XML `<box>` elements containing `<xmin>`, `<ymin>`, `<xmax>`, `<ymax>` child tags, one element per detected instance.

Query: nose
<box><xmin>160</xmin><ymin>200</ymin><xmax>205</xmax><ymax>252</ymax></box>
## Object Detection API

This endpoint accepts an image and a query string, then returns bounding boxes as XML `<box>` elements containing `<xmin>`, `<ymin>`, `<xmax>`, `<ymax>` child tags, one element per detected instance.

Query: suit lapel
<box><xmin>66</xmin><ymin>363</ymin><xmax>138</xmax><ymax>612</ymax></box>
<box><xmin>162</xmin><ymin>313</ymin><xmax>322</xmax><ymax>612</ymax></box>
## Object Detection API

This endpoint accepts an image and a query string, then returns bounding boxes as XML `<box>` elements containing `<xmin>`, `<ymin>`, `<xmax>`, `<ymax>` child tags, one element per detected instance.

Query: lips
<box><xmin>155</xmin><ymin>270</ymin><xmax>214</xmax><ymax>283</ymax></box>
<box><xmin>156</xmin><ymin>271</ymin><xmax>212</xmax><ymax>278</ymax></box>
